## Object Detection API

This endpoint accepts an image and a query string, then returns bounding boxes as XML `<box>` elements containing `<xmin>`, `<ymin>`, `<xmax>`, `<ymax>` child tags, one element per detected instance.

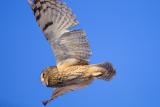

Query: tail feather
<box><xmin>96</xmin><ymin>62</ymin><xmax>116</xmax><ymax>80</ymax></box>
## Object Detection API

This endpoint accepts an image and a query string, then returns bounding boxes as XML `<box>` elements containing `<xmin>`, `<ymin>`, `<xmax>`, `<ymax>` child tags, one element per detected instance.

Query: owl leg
<box><xmin>42</xmin><ymin>80</ymin><xmax>92</xmax><ymax>106</ymax></box>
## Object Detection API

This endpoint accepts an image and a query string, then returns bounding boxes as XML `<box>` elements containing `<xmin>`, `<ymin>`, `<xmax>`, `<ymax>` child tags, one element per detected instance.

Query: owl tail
<box><xmin>91</xmin><ymin>62</ymin><xmax>116</xmax><ymax>80</ymax></box>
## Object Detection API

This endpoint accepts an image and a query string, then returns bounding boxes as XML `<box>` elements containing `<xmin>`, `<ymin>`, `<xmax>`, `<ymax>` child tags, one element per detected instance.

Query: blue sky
<box><xmin>0</xmin><ymin>0</ymin><xmax>160</xmax><ymax>107</ymax></box>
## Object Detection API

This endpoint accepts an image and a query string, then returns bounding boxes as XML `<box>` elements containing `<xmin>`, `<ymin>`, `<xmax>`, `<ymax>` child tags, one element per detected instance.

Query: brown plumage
<box><xmin>28</xmin><ymin>0</ymin><xmax>116</xmax><ymax>106</ymax></box>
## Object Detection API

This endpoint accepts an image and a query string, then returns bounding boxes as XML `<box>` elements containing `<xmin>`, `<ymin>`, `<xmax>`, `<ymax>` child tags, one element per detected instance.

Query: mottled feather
<box><xmin>28</xmin><ymin>0</ymin><xmax>91</xmax><ymax>70</ymax></box>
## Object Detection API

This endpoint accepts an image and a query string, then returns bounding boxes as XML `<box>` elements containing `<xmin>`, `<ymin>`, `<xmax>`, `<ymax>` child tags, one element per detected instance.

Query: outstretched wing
<box><xmin>28</xmin><ymin>0</ymin><xmax>92</xmax><ymax>70</ymax></box>
<box><xmin>42</xmin><ymin>80</ymin><xmax>92</xmax><ymax>105</ymax></box>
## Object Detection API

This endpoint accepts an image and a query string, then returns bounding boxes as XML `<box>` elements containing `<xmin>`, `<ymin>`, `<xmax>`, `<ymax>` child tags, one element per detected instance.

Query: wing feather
<box><xmin>29</xmin><ymin>0</ymin><xmax>92</xmax><ymax>70</ymax></box>
<box><xmin>54</xmin><ymin>30</ymin><xmax>91</xmax><ymax>62</ymax></box>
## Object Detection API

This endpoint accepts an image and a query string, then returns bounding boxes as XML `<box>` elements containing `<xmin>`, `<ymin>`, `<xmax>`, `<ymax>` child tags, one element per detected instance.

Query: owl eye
<box><xmin>42</xmin><ymin>73</ymin><xmax>45</xmax><ymax>78</ymax></box>
<box><xmin>41</xmin><ymin>72</ymin><xmax>45</xmax><ymax>78</ymax></box>
<box><xmin>40</xmin><ymin>72</ymin><xmax>45</xmax><ymax>83</ymax></box>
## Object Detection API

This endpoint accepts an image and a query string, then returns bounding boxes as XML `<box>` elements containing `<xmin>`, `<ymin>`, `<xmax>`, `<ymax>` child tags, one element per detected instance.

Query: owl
<box><xmin>28</xmin><ymin>0</ymin><xmax>116</xmax><ymax>106</ymax></box>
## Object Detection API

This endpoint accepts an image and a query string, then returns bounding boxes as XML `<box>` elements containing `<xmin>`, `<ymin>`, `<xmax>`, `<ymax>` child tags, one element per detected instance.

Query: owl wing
<box><xmin>28</xmin><ymin>0</ymin><xmax>92</xmax><ymax>71</ymax></box>
<box><xmin>42</xmin><ymin>80</ymin><xmax>92</xmax><ymax>105</ymax></box>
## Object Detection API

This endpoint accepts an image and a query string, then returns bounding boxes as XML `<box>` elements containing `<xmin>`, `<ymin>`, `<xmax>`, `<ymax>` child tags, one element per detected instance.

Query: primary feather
<box><xmin>28</xmin><ymin>0</ymin><xmax>91</xmax><ymax>70</ymax></box>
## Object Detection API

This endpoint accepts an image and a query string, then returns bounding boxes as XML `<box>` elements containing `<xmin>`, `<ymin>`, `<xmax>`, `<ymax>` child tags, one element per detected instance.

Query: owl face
<box><xmin>40</xmin><ymin>66</ymin><xmax>59</xmax><ymax>87</ymax></box>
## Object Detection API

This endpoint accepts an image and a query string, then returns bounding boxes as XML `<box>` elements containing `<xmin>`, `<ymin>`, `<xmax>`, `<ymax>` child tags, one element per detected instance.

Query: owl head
<box><xmin>40</xmin><ymin>66</ymin><xmax>59</xmax><ymax>87</ymax></box>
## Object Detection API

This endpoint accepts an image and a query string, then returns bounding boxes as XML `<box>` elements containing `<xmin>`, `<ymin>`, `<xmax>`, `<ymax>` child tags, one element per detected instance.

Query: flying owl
<box><xmin>28</xmin><ymin>0</ymin><xmax>116</xmax><ymax>106</ymax></box>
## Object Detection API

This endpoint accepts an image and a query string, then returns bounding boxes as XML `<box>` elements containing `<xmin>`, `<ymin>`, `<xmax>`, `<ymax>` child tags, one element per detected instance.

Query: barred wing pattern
<box><xmin>28</xmin><ymin>0</ymin><xmax>92</xmax><ymax>69</ymax></box>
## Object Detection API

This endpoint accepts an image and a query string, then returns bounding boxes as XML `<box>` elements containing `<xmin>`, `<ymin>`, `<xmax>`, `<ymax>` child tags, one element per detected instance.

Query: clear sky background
<box><xmin>0</xmin><ymin>0</ymin><xmax>160</xmax><ymax>107</ymax></box>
